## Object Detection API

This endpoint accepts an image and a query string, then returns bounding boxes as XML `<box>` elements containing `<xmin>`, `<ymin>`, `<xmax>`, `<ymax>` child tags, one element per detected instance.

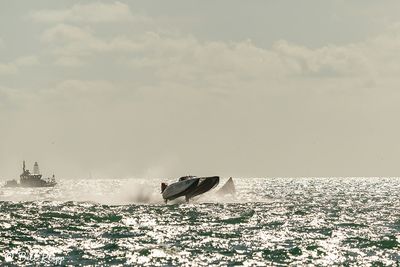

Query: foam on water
<box><xmin>0</xmin><ymin>177</ymin><xmax>399</xmax><ymax>266</ymax></box>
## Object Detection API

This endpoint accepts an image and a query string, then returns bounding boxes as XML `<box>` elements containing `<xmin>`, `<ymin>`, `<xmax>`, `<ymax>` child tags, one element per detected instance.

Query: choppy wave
<box><xmin>0</xmin><ymin>177</ymin><xmax>399</xmax><ymax>266</ymax></box>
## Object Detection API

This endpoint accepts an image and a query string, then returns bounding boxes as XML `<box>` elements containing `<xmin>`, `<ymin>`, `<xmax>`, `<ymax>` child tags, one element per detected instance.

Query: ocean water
<box><xmin>0</xmin><ymin>177</ymin><xmax>399</xmax><ymax>266</ymax></box>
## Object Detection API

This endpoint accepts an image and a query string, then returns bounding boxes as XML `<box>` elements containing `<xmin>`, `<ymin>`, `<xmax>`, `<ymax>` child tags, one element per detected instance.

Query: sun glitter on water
<box><xmin>0</xmin><ymin>177</ymin><xmax>399</xmax><ymax>266</ymax></box>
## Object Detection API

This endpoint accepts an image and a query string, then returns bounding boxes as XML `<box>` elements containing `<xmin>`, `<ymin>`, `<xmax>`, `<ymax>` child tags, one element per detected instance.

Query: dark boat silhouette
<box><xmin>3</xmin><ymin>161</ymin><xmax>57</xmax><ymax>188</ymax></box>
<box><xmin>161</xmin><ymin>176</ymin><xmax>219</xmax><ymax>203</ymax></box>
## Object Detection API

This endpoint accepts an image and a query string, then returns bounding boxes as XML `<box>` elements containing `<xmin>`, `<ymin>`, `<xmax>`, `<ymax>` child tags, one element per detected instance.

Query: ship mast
<box><xmin>23</xmin><ymin>160</ymin><xmax>26</xmax><ymax>172</ymax></box>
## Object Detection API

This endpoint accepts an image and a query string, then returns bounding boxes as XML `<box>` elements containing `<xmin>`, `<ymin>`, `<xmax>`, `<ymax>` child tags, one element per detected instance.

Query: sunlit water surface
<box><xmin>0</xmin><ymin>177</ymin><xmax>399</xmax><ymax>266</ymax></box>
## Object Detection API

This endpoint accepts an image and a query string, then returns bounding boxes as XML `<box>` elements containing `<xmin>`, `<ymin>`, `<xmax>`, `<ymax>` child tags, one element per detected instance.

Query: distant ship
<box><xmin>3</xmin><ymin>161</ymin><xmax>57</xmax><ymax>188</ymax></box>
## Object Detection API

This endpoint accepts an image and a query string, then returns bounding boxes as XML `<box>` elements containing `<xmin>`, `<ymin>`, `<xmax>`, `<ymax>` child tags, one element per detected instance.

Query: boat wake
<box><xmin>0</xmin><ymin>177</ymin><xmax>270</xmax><ymax>204</ymax></box>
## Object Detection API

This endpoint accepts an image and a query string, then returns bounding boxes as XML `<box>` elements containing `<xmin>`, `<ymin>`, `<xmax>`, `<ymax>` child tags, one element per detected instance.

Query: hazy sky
<box><xmin>1</xmin><ymin>1</ymin><xmax>400</xmax><ymax>179</ymax></box>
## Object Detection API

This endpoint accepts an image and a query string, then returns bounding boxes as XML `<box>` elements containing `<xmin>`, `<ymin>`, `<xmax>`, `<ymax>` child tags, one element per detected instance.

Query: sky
<box><xmin>1</xmin><ymin>1</ymin><xmax>400</xmax><ymax>179</ymax></box>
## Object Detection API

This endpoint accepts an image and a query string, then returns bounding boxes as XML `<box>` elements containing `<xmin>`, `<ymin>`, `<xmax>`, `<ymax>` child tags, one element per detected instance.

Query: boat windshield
<box><xmin>179</xmin><ymin>176</ymin><xmax>196</xmax><ymax>181</ymax></box>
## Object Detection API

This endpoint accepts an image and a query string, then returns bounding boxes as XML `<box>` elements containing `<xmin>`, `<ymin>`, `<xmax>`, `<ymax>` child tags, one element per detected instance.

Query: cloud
<box><xmin>0</xmin><ymin>63</ymin><xmax>18</xmax><ymax>75</ymax></box>
<box><xmin>40</xmin><ymin>24</ymin><xmax>142</xmax><ymax>60</ymax></box>
<box><xmin>30</xmin><ymin>11</ymin><xmax>400</xmax><ymax>105</ymax></box>
<box><xmin>39</xmin><ymin>24</ymin><xmax>286</xmax><ymax>88</ymax></box>
<box><xmin>0</xmin><ymin>86</ymin><xmax>12</xmax><ymax>105</ymax></box>
<box><xmin>54</xmin><ymin>56</ymin><xmax>85</xmax><ymax>67</ymax></box>
<box><xmin>15</xmin><ymin>56</ymin><xmax>39</xmax><ymax>66</ymax></box>
<box><xmin>0</xmin><ymin>56</ymin><xmax>39</xmax><ymax>75</ymax></box>
<box><xmin>53</xmin><ymin>79</ymin><xmax>115</xmax><ymax>95</ymax></box>
<box><xmin>30</xmin><ymin>1</ymin><xmax>149</xmax><ymax>24</ymax></box>
<box><xmin>38</xmin><ymin>19</ymin><xmax>381</xmax><ymax>82</ymax></box>
<box><xmin>41</xmin><ymin>24</ymin><xmax>92</xmax><ymax>43</ymax></box>
<box><xmin>0</xmin><ymin>86</ymin><xmax>36</xmax><ymax>111</ymax></box>
<box><xmin>38</xmin><ymin>79</ymin><xmax>119</xmax><ymax>109</ymax></box>
<box><xmin>274</xmin><ymin>40</ymin><xmax>354</xmax><ymax>76</ymax></box>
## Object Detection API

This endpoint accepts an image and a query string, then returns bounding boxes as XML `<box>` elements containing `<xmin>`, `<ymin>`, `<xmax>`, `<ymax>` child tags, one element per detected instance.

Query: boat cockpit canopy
<box><xmin>179</xmin><ymin>176</ymin><xmax>197</xmax><ymax>181</ymax></box>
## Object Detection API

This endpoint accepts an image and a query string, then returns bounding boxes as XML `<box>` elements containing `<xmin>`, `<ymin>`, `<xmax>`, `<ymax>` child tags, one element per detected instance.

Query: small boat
<box><xmin>161</xmin><ymin>175</ymin><xmax>220</xmax><ymax>203</ymax></box>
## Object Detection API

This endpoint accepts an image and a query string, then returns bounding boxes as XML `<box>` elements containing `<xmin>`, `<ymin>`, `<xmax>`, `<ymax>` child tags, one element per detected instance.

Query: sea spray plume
<box><xmin>68</xmin><ymin>179</ymin><xmax>164</xmax><ymax>204</ymax></box>
<box><xmin>216</xmin><ymin>177</ymin><xmax>236</xmax><ymax>196</ymax></box>
<box><xmin>0</xmin><ymin>177</ymin><xmax>273</xmax><ymax>204</ymax></box>
<box><xmin>119</xmin><ymin>179</ymin><xmax>163</xmax><ymax>204</ymax></box>
<box><xmin>0</xmin><ymin>179</ymin><xmax>164</xmax><ymax>204</ymax></box>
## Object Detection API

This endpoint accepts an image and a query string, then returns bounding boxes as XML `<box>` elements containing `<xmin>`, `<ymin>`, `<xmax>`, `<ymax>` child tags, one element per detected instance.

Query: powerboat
<box><xmin>161</xmin><ymin>175</ymin><xmax>219</xmax><ymax>203</ymax></box>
